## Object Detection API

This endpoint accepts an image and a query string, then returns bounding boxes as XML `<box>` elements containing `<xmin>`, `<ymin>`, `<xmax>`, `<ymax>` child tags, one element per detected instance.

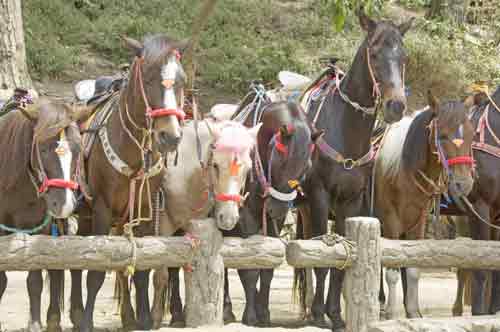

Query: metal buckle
<box><xmin>343</xmin><ymin>158</ymin><xmax>356</xmax><ymax>170</ymax></box>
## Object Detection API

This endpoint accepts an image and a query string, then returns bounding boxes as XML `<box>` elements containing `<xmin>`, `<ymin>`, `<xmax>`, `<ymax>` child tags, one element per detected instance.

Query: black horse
<box><xmin>295</xmin><ymin>9</ymin><xmax>413</xmax><ymax>331</ymax></box>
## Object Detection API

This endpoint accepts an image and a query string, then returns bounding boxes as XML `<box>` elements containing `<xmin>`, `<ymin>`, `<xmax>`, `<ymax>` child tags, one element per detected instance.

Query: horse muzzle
<box><xmin>155</xmin><ymin>130</ymin><xmax>182</xmax><ymax>153</ymax></box>
<box><xmin>448</xmin><ymin>175</ymin><xmax>474</xmax><ymax>210</ymax></box>
<box><xmin>383</xmin><ymin>99</ymin><xmax>406</xmax><ymax>124</ymax></box>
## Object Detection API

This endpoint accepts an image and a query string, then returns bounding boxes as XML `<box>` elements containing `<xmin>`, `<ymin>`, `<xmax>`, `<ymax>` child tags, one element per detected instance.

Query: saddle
<box><xmin>0</xmin><ymin>88</ymin><xmax>33</xmax><ymax>116</ymax></box>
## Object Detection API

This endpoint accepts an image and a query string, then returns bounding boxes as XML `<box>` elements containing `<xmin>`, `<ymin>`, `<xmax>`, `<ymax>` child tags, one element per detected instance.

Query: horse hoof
<box><xmin>242</xmin><ymin>308</ymin><xmax>259</xmax><ymax>326</ymax></box>
<box><xmin>331</xmin><ymin>319</ymin><xmax>346</xmax><ymax>332</ymax></box>
<box><xmin>136</xmin><ymin>317</ymin><xmax>153</xmax><ymax>331</ymax></box>
<box><xmin>452</xmin><ymin>308</ymin><xmax>463</xmax><ymax>317</ymax></box>
<box><xmin>27</xmin><ymin>321</ymin><xmax>43</xmax><ymax>332</ymax></box>
<box><xmin>70</xmin><ymin>308</ymin><xmax>84</xmax><ymax>328</ymax></box>
<box><xmin>169</xmin><ymin>320</ymin><xmax>185</xmax><ymax>328</ymax></box>
<box><xmin>256</xmin><ymin>309</ymin><xmax>271</xmax><ymax>327</ymax></box>
<box><xmin>308</xmin><ymin>315</ymin><xmax>329</xmax><ymax>329</ymax></box>
<box><xmin>46</xmin><ymin>316</ymin><xmax>62</xmax><ymax>332</ymax></box>
<box><xmin>223</xmin><ymin>309</ymin><xmax>236</xmax><ymax>324</ymax></box>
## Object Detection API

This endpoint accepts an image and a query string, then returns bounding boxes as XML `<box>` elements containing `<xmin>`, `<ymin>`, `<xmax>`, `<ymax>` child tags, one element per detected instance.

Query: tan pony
<box><xmin>374</xmin><ymin>91</ymin><xmax>475</xmax><ymax>319</ymax></box>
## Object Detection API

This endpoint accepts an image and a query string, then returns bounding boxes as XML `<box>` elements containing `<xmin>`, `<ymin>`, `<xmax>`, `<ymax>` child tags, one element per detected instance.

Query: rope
<box><xmin>311</xmin><ymin>233</ymin><xmax>355</xmax><ymax>270</ymax></box>
<box><xmin>0</xmin><ymin>214</ymin><xmax>52</xmax><ymax>235</ymax></box>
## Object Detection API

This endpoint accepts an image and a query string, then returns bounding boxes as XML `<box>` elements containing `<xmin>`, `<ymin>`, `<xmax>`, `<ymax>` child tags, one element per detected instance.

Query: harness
<box><xmin>303</xmin><ymin>48</ymin><xmax>386</xmax><ymax>170</ymax></box>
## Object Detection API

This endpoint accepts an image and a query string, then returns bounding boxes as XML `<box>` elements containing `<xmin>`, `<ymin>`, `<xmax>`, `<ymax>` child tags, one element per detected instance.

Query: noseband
<box><xmin>29</xmin><ymin>129</ymin><xmax>79</xmax><ymax>196</ymax></box>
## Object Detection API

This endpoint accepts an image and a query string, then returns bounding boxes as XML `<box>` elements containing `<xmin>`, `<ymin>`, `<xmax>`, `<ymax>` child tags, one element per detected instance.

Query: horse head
<box><xmin>122</xmin><ymin>35</ymin><xmax>188</xmax><ymax>154</ymax></box>
<box><xmin>209</xmin><ymin>121</ymin><xmax>261</xmax><ymax>230</ymax></box>
<box><xmin>28</xmin><ymin>101</ymin><xmax>84</xmax><ymax>218</ymax></box>
<box><xmin>357</xmin><ymin>8</ymin><xmax>414</xmax><ymax>123</ymax></box>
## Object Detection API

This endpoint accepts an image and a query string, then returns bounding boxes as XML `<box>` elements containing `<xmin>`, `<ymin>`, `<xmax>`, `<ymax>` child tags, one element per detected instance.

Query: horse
<box><xmin>294</xmin><ymin>9</ymin><xmax>414</xmax><ymax>331</ymax></box>
<box><xmin>450</xmin><ymin>85</ymin><xmax>500</xmax><ymax>315</ymax></box>
<box><xmin>0</xmin><ymin>98</ymin><xmax>84</xmax><ymax>332</ymax></box>
<box><xmin>69</xmin><ymin>34</ymin><xmax>187</xmax><ymax>332</ymax></box>
<box><xmin>226</xmin><ymin>98</ymin><xmax>319</xmax><ymax>327</ymax></box>
<box><xmin>374</xmin><ymin>91</ymin><xmax>475</xmax><ymax>319</ymax></box>
<box><xmin>154</xmin><ymin>97</ymin><xmax>319</xmax><ymax>327</ymax></box>
<box><xmin>147</xmin><ymin>118</ymin><xmax>261</xmax><ymax>328</ymax></box>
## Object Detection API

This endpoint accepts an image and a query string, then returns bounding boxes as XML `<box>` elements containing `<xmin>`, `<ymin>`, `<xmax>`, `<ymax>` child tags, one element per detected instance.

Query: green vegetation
<box><xmin>23</xmin><ymin>0</ymin><xmax>499</xmax><ymax>107</ymax></box>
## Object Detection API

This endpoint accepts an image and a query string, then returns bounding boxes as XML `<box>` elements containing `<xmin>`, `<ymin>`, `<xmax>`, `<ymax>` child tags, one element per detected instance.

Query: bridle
<box><xmin>253</xmin><ymin>125</ymin><xmax>315</xmax><ymax>235</ymax></box>
<box><xmin>413</xmin><ymin>116</ymin><xmax>474</xmax><ymax>197</ymax></box>
<box><xmin>29</xmin><ymin>128</ymin><xmax>79</xmax><ymax>196</ymax></box>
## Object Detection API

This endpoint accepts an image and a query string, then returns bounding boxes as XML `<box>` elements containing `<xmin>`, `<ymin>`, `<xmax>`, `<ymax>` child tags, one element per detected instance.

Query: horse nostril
<box><xmin>387</xmin><ymin>100</ymin><xmax>405</xmax><ymax>115</ymax></box>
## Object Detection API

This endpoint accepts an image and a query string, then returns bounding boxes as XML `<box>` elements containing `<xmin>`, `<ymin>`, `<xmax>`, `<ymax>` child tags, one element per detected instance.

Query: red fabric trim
<box><xmin>447</xmin><ymin>156</ymin><xmax>474</xmax><ymax>166</ymax></box>
<box><xmin>215</xmin><ymin>194</ymin><xmax>242</xmax><ymax>203</ymax></box>
<box><xmin>146</xmin><ymin>108</ymin><xmax>186</xmax><ymax>120</ymax></box>
<box><xmin>39</xmin><ymin>178</ymin><xmax>79</xmax><ymax>193</ymax></box>
<box><xmin>275</xmin><ymin>133</ymin><xmax>288</xmax><ymax>156</ymax></box>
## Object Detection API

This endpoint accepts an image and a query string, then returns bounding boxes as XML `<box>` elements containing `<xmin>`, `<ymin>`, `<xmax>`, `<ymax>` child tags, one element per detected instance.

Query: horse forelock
<box><xmin>33</xmin><ymin>101</ymin><xmax>74</xmax><ymax>143</ymax></box>
<box><xmin>142</xmin><ymin>34</ymin><xmax>183</xmax><ymax>67</ymax></box>
<box><xmin>214</xmin><ymin>121</ymin><xmax>256</xmax><ymax>161</ymax></box>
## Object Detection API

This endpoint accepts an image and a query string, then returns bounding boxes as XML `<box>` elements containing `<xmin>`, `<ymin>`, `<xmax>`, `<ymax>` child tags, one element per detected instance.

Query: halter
<box><xmin>29</xmin><ymin>129</ymin><xmax>79</xmax><ymax>196</ymax></box>
<box><xmin>132</xmin><ymin>55</ymin><xmax>186</xmax><ymax>129</ymax></box>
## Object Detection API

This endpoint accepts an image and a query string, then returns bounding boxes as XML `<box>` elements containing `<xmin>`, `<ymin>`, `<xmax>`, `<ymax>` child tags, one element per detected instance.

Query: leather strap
<box><xmin>316</xmin><ymin>136</ymin><xmax>374</xmax><ymax>170</ymax></box>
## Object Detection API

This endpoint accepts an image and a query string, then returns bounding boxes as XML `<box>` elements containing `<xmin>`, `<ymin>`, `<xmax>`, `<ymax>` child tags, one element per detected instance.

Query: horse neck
<box><xmin>487</xmin><ymin>88</ymin><xmax>500</xmax><ymax>129</ymax></box>
<box><xmin>107</xmin><ymin>85</ymin><xmax>148</xmax><ymax>171</ymax></box>
<box><xmin>324</xmin><ymin>44</ymin><xmax>376</xmax><ymax>158</ymax></box>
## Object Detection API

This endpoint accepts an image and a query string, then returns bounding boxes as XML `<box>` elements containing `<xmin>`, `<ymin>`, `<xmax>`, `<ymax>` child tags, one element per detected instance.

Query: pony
<box><xmin>155</xmin><ymin>98</ymin><xmax>319</xmax><ymax>328</ymax></box>
<box><xmin>449</xmin><ymin>85</ymin><xmax>500</xmax><ymax>315</ymax></box>
<box><xmin>295</xmin><ymin>9</ymin><xmax>414</xmax><ymax>331</ymax></box>
<box><xmin>0</xmin><ymin>98</ymin><xmax>83</xmax><ymax>332</ymax></box>
<box><xmin>69</xmin><ymin>34</ymin><xmax>187</xmax><ymax>332</ymax></box>
<box><xmin>374</xmin><ymin>91</ymin><xmax>475</xmax><ymax>319</ymax></box>
<box><xmin>147</xmin><ymin>118</ymin><xmax>261</xmax><ymax>329</ymax></box>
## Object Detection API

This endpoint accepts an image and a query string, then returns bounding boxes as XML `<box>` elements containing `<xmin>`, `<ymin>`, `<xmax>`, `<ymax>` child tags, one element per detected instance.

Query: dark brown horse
<box><xmin>454</xmin><ymin>85</ymin><xmax>500</xmax><ymax>315</ymax></box>
<box><xmin>374</xmin><ymin>92</ymin><xmax>475</xmax><ymax>319</ymax></box>
<box><xmin>0</xmin><ymin>98</ymin><xmax>83</xmax><ymax>332</ymax></box>
<box><xmin>295</xmin><ymin>9</ymin><xmax>413</xmax><ymax>331</ymax></box>
<box><xmin>70</xmin><ymin>35</ymin><xmax>187</xmax><ymax>332</ymax></box>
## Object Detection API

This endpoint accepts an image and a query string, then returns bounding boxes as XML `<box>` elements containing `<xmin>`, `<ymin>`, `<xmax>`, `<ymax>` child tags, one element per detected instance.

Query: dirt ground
<box><xmin>0</xmin><ymin>265</ymin><xmax>470</xmax><ymax>332</ymax></box>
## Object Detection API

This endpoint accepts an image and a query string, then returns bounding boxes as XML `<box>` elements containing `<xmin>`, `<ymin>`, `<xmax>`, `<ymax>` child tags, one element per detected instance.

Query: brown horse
<box><xmin>0</xmin><ymin>98</ymin><xmax>83</xmax><ymax>332</ymax></box>
<box><xmin>374</xmin><ymin>92</ymin><xmax>475</xmax><ymax>319</ymax></box>
<box><xmin>70</xmin><ymin>35</ymin><xmax>187</xmax><ymax>332</ymax></box>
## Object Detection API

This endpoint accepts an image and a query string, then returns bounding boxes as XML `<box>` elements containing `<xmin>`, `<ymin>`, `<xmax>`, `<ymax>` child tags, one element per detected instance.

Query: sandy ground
<box><xmin>0</xmin><ymin>265</ymin><xmax>469</xmax><ymax>332</ymax></box>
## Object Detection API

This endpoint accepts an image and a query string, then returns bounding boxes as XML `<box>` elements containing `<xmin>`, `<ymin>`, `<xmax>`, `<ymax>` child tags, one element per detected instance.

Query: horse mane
<box><xmin>142</xmin><ymin>34</ymin><xmax>185</xmax><ymax>67</ymax></box>
<box><xmin>0</xmin><ymin>112</ymin><xmax>34</xmax><ymax>190</ymax></box>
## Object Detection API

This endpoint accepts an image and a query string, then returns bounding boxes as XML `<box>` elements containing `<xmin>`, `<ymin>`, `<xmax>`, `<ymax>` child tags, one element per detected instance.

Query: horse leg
<box><xmin>470</xmin><ymin>199</ymin><xmax>490</xmax><ymax>315</ymax></box>
<box><xmin>256</xmin><ymin>268</ymin><xmax>274</xmax><ymax>326</ymax></box>
<box><xmin>70</xmin><ymin>270</ymin><xmax>84</xmax><ymax>328</ymax></box>
<box><xmin>384</xmin><ymin>268</ymin><xmax>400</xmax><ymax>320</ymax></box>
<box><xmin>79</xmin><ymin>197</ymin><xmax>111</xmax><ymax>332</ymax></box>
<box><xmin>326</xmin><ymin>197</ymin><xmax>364</xmax><ymax>332</ymax></box>
<box><xmin>308</xmin><ymin>185</ymin><xmax>330</xmax><ymax>327</ymax></box>
<box><xmin>152</xmin><ymin>267</ymin><xmax>168</xmax><ymax>329</ymax></box>
<box><xmin>117</xmin><ymin>273</ymin><xmax>137</xmax><ymax>331</ymax></box>
<box><xmin>46</xmin><ymin>270</ymin><xmax>64</xmax><ymax>332</ymax></box>
<box><xmin>453</xmin><ymin>269</ymin><xmax>466</xmax><ymax>316</ymax></box>
<box><xmin>489</xmin><ymin>227</ymin><xmax>500</xmax><ymax>314</ymax></box>
<box><xmin>26</xmin><ymin>270</ymin><xmax>43</xmax><ymax>332</ymax></box>
<box><xmin>168</xmin><ymin>267</ymin><xmax>185</xmax><ymax>327</ymax></box>
<box><xmin>0</xmin><ymin>271</ymin><xmax>7</xmax><ymax>331</ymax></box>
<box><xmin>379</xmin><ymin>267</ymin><xmax>386</xmax><ymax>319</ymax></box>
<box><xmin>223</xmin><ymin>268</ymin><xmax>236</xmax><ymax>324</ymax></box>
<box><xmin>133</xmin><ymin>269</ymin><xmax>153</xmax><ymax>330</ymax></box>
<box><xmin>403</xmin><ymin>223</ymin><xmax>425</xmax><ymax>319</ymax></box>
<box><xmin>238</xmin><ymin>269</ymin><xmax>259</xmax><ymax>326</ymax></box>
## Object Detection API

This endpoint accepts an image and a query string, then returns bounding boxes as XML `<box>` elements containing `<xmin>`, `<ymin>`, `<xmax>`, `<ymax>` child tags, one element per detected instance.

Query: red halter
<box><xmin>214</xmin><ymin>193</ymin><xmax>242</xmax><ymax>203</ymax></box>
<box><xmin>447</xmin><ymin>156</ymin><xmax>475</xmax><ymax>167</ymax></box>
<box><xmin>39</xmin><ymin>178</ymin><xmax>79</xmax><ymax>194</ymax></box>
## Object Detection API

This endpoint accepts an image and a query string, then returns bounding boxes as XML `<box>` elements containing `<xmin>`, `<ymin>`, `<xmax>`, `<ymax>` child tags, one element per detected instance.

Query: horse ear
<box><xmin>398</xmin><ymin>17</ymin><xmax>415</xmax><ymax>36</ymax></box>
<box><xmin>357</xmin><ymin>7</ymin><xmax>377</xmax><ymax>34</ymax></box>
<box><xmin>121</xmin><ymin>35</ymin><xmax>143</xmax><ymax>57</ymax></box>
<box><xmin>427</xmin><ymin>90</ymin><xmax>440</xmax><ymax>115</ymax></box>
<box><xmin>248</xmin><ymin>123</ymin><xmax>263</xmax><ymax>144</ymax></box>
<box><xmin>176</xmin><ymin>38</ymin><xmax>191</xmax><ymax>56</ymax></box>
<box><xmin>311</xmin><ymin>129</ymin><xmax>325</xmax><ymax>142</ymax></box>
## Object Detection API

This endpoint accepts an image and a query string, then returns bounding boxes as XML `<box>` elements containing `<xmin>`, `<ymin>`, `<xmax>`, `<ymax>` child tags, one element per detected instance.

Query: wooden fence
<box><xmin>1</xmin><ymin>217</ymin><xmax>500</xmax><ymax>330</ymax></box>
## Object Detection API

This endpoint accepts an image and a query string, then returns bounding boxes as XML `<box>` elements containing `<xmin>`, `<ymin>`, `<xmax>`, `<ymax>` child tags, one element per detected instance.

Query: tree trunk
<box><xmin>426</xmin><ymin>0</ymin><xmax>444</xmax><ymax>18</ymax></box>
<box><xmin>0</xmin><ymin>0</ymin><xmax>36</xmax><ymax>100</ymax></box>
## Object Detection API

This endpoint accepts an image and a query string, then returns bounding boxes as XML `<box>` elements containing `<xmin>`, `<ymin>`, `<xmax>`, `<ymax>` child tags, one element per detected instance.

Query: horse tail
<box><xmin>292</xmin><ymin>211</ymin><xmax>308</xmax><ymax>316</ymax></box>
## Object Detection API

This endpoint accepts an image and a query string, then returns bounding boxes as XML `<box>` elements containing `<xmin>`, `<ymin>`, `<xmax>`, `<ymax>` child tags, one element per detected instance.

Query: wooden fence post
<box><xmin>184</xmin><ymin>218</ymin><xmax>224</xmax><ymax>327</ymax></box>
<box><xmin>345</xmin><ymin>217</ymin><xmax>381</xmax><ymax>332</ymax></box>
